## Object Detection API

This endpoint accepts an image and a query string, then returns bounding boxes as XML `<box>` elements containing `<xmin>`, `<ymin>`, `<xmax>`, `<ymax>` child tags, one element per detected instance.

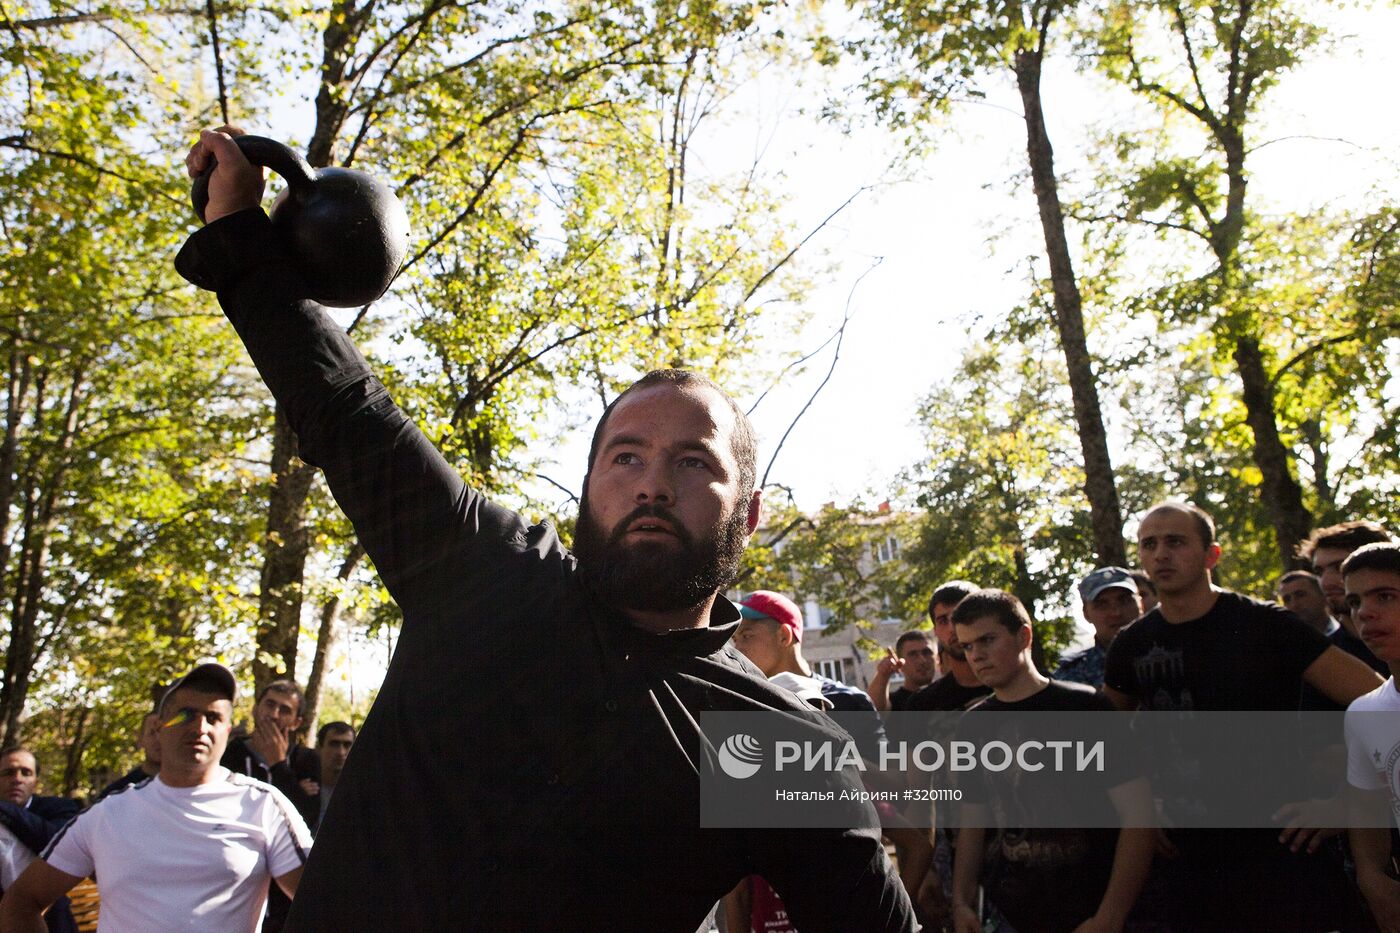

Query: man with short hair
<box><xmin>950</xmin><ymin>589</ymin><xmax>1154</xmax><ymax>933</ymax></box>
<box><xmin>906</xmin><ymin>581</ymin><xmax>989</xmax><ymax>713</ymax></box>
<box><xmin>1299</xmin><ymin>520</ymin><xmax>1393</xmax><ymax>676</ymax></box>
<box><xmin>0</xmin><ymin>750</ymin><xmax>78</xmax><ymax>933</ymax></box>
<box><xmin>868</xmin><ymin>631</ymin><xmax>937</xmax><ymax>712</ymax></box>
<box><xmin>1342</xmin><ymin>543</ymin><xmax>1400</xmax><ymax>932</ymax></box>
<box><xmin>305</xmin><ymin>723</ymin><xmax>354</xmax><ymax>833</ymax></box>
<box><xmin>170</xmin><ymin>128</ymin><xmax>915</xmax><ymax>932</ymax></box>
<box><xmin>0</xmin><ymin>663</ymin><xmax>312</xmax><ymax>933</ymax></box>
<box><xmin>1055</xmin><ymin>567</ymin><xmax>1143</xmax><ymax>688</ymax></box>
<box><xmin>1104</xmin><ymin>501</ymin><xmax>1383</xmax><ymax>929</ymax></box>
<box><xmin>222</xmin><ymin>680</ymin><xmax>319</xmax><ymax>825</ymax></box>
<box><xmin>1277</xmin><ymin>571</ymin><xmax>1333</xmax><ymax>634</ymax></box>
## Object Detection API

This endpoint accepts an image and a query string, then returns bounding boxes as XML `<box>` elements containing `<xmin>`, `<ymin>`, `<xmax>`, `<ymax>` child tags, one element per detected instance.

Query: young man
<box><xmin>173</xmin><ymin>128</ymin><xmax>915</xmax><ymax>932</ymax></box>
<box><xmin>868</xmin><ymin>631</ymin><xmax>938</xmax><ymax>712</ymax></box>
<box><xmin>0</xmin><ymin>663</ymin><xmax>312</xmax><ymax>933</ymax></box>
<box><xmin>951</xmin><ymin>590</ymin><xmax>1154</xmax><ymax>933</ymax></box>
<box><xmin>305</xmin><ymin>722</ymin><xmax>355</xmax><ymax>833</ymax></box>
<box><xmin>1300</xmin><ymin>520</ymin><xmax>1393</xmax><ymax>675</ymax></box>
<box><xmin>1103</xmin><ymin>501</ymin><xmax>1383</xmax><ymax>929</ymax></box>
<box><xmin>1277</xmin><ymin>571</ymin><xmax>1334</xmax><ymax>634</ymax></box>
<box><xmin>1342</xmin><ymin>543</ymin><xmax>1400</xmax><ymax>932</ymax></box>
<box><xmin>1055</xmin><ymin>567</ymin><xmax>1143</xmax><ymax>688</ymax></box>
<box><xmin>906</xmin><ymin>581</ymin><xmax>990</xmax><ymax>713</ymax></box>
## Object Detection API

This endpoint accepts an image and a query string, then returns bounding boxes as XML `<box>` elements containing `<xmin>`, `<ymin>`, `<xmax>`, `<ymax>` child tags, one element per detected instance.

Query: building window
<box><xmin>872</xmin><ymin>535</ymin><xmax>900</xmax><ymax>564</ymax></box>
<box><xmin>814</xmin><ymin>658</ymin><xmax>853</xmax><ymax>684</ymax></box>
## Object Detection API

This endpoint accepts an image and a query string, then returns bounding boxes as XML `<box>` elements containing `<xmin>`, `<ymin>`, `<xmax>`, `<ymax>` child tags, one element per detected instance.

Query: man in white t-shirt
<box><xmin>1344</xmin><ymin>543</ymin><xmax>1400</xmax><ymax>933</ymax></box>
<box><xmin>0</xmin><ymin>662</ymin><xmax>311</xmax><ymax>933</ymax></box>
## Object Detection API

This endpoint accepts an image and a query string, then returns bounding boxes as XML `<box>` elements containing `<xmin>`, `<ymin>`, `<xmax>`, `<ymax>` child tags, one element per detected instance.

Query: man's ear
<box><xmin>1018</xmin><ymin>625</ymin><xmax>1033</xmax><ymax>652</ymax></box>
<box><xmin>1204</xmin><ymin>543</ymin><xmax>1222</xmax><ymax>571</ymax></box>
<box><xmin>745</xmin><ymin>489</ymin><xmax>762</xmax><ymax>535</ymax></box>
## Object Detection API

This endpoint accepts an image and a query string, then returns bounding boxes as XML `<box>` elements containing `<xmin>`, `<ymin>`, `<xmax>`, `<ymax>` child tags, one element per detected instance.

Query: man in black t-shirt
<box><xmin>906</xmin><ymin>581</ymin><xmax>991</xmax><ymax>714</ymax></box>
<box><xmin>950</xmin><ymin>590</ymin><xmax>1153</xmax><ymax>933</ymax></box>
<box><xmin>1103</xmin><ymin>501</ymin><xmax>1383</xmax><ymax>930</ymax></box>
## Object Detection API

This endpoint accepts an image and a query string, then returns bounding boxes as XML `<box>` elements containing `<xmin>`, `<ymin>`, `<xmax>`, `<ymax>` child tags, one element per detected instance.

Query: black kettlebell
<box><xmin>191</xmin><ymin>135</ymin><xmax>409</xmax><ymax>308</ymax></box>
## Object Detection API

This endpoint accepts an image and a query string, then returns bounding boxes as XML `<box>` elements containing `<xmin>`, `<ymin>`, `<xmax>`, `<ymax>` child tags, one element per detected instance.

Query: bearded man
<box><xmin>173</xmin><ymin>127</ymin><xmax>915</xmax><ymax>933</ymax></box>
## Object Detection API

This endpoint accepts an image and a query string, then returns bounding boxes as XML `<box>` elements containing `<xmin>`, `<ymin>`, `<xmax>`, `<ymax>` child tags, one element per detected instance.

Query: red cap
<box><xmin>739</xmin><ymin>590</ymin><xmax>804</xmax><ymax>642</ymax></box>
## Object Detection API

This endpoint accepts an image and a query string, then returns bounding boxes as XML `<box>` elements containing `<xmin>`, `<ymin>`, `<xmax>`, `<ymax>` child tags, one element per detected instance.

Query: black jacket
<box><xmin>176</xmin><ymin>209</ymin><xmax>915</xmax><ymax>933</ymax></box>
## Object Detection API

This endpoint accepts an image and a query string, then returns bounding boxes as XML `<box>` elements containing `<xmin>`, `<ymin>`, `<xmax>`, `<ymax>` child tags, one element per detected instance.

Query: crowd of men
<box><xmin>0</xmin><ymin>672</ymin><xmax>355</xmax><ymax>933</ymax></box>
<box><xmin>834</xmin><ymin>512</ymin><xmax>1400</xmax><ymax>933</ymax></box>
<box><xmin>1</xmin><ymin>126</ymin><xmax>1396</xmax><ymax>932</ymax></box>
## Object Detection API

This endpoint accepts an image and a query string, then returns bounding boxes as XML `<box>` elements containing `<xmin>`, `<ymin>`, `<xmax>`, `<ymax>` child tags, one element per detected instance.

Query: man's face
<box><xmin>0</xmin><ymin>750</ymin><xmax>38</xmax><ymax>805</ymax></box>
<box><xmin>320</xmin><ymin>729</ymin><xmax>355</xmax><ymax>784</ymax></box>
<box><xmin>930</xmin><ymin>601</ymin><xmax>965</xmax><ymax>662</ymax></box>
<box><xmin>158</xmin><ymin>689</ymin><xmax>233</xmax><ymax>775</ymax></box>
<box><xmin>733</xmin><ymin>619</ymin><xmax>786</xmax><ymax>678</ymax></box>
<box><xmin>1277</xmin><ymin>578</ymin><xmax>1331</xmax><ymax>631</ymax></box>
<box><xmin>1137</xmin><ymin>509</ymin><xmax>1219</xmax><ymax>596</ymax></box>
<box><xmin>1082</xmin><ymin>587</ymin><xmax>1142</xmax><ymax>646</ymax></box>
<box><xmin>1311</xmin><ymin>546</ymin><xmax>1353</xmax><ymax>617</ymax></box>
<box><xmin>256</xmin><ymin>687</ymin><xmax>304</xmax><ymax>735</ymax></box>
<box><xmin>898</xmin><ymin>636</ymin><xmax>936</xmax><ymax>689</ymax></box>
<box><xmin>575</xmin><ymin>385</ymin><xmax>759</xmax><ymax>613</ymax></box>
<box><xmin>1346</xmin><ymin>569</ymin><xmax>1400</xmax><ymax>664</ymax></box>
<box><xmin>955</xmin><ymin>616</ymin><xmax>1026</xmax><ymax>691</ymax></box>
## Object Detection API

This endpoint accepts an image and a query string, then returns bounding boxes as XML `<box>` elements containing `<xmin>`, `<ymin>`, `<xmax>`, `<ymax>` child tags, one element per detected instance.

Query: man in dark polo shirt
<box><xmin>176</xmin><ymin>127</ymin><xmax>915</xmax><ymax>933</ymax></box>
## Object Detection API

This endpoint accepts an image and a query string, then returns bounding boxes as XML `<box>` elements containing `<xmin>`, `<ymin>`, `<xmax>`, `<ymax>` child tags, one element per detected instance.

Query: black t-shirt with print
<box><xmin>1103</xmin><ymin>590</ymin><xmax>1329</xmax><ymax>711</ymax></box>
<box><xmin>955</xmin><ymin>681</ymin><xmax>1137</xmax><ymax>933</ymax></box>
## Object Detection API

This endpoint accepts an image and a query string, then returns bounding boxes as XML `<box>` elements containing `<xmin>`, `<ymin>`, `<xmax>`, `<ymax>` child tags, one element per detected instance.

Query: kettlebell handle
<box><xmin>190</xmin><ymin>135</ymin><xmax>318</xmax><ymax>223</ymax></box>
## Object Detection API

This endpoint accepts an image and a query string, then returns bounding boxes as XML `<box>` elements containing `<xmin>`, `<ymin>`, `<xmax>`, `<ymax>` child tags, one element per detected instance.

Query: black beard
<box><xmin>938</xmin><ymin>638</ymin><xmax>966</xmax><ymax>662</ymax></box>
<box><xmin>573</xmin><ymin>499</ymin><xmax>749</xmax><ymax>613</ymax></box>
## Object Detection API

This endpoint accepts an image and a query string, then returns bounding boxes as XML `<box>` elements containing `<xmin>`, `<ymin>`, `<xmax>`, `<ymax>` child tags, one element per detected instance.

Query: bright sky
<box><xmin>587</xmin><ymin>2</ymin><xmax>1400</xmax><ymax>516</ymax></box>
<box><xmin>309</xmin><ymin>3</ymin><xmax>1400</xmax><ymax>688</ymax></box>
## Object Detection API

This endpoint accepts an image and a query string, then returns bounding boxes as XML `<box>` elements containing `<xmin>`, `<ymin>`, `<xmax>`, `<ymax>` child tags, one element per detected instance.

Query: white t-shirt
<box><xmin>0</xmin><ymin>821</ymin><xmax>34</xmax><ymax>891</ymax></box>
<box><xmin>1346</xmin><ymin>677</ymin><xmax>1400</xmax><ymax>825</ymax></box>
<box><xmin>43</xmin><ymin>767</ymin><xmax>312</xmax><ymax>933</ymax></box>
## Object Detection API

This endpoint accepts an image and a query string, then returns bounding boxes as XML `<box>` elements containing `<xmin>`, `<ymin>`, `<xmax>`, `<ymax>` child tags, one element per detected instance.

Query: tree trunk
<box><xmin>249</xmin><ymin>0</ymin><xmax>365</xmax><ymax>692</ymax></box>
<box><xmin>298</xmin><ymin>541</ymin><xmax>365</xmax><ymax>745</ymax></box>
<box><xmin>1012</xmin><ymin>47</ymin><xmax>1127</xmax><ymax>568</ymax></box>
<box><xmin>1232</xmin><ymin>337</ymin><xmax>1312</xmax><ymax>566</ymax></box>
<box><xmin>253</xmin><ymin>409</ymin><xmax>317</xmax><ymax>689</ymax></box>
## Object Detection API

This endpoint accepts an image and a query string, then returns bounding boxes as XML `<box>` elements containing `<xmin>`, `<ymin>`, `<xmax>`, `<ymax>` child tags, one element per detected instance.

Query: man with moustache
<box><xmin>172</xmin><ymin>126</ymin><xmax>915</xmax><ymax>932</ymax></box>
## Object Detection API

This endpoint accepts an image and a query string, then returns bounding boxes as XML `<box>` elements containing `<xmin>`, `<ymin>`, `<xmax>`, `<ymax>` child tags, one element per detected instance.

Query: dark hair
<box><xmin>951</xmin><ymin>589</ymin><xmax>1031</xmax><ymax>634</ymax></box>
<box><xmin>1341</xmin><ymin>542</ymin><xmax>1400</xmax><ymax>578</ymax></box>
<box><xmin>894</xmin><ymin>630</ymin><xmax>929</xmax><ymax>654</ymax></box>
<box><xmin>1298</xmin><ymin>521</ymin><xmax>1392</xmax><ymax>561</ymax></box>
<box><xmin>257</xmin><ymin>679</ymin><xmax>305</xmax><ymax>716</ymax></box>
<box><xmin>927</xmin><ymin>580</ymin><xmax>979</xmax><ymax>621</ymax></box>
<box><xmin>0</xmin><ymin>746</ymin><xmax>38</xmax><ymax>774</ymax></box>
<box><xmin>1129</xmin><ymin>570</ymin><xmax>1156</xmax><ymax>597</ymax></box>
<box><xmin>317</xmin><ymin>721</ymin><xmax>356</xmax><ymax>745</ymax></box>
<box><xmin>1142</xmin><ymin>501</ymin><xmax>1216</xmax><ymax>547</ymax></box>
<box><xmin>1276</xmin><ymin>570</ymin><xmax>1323</xmax><ymax>593</ymax></box>
<box><xmin>585</xmin><ymin>369</ymin><xmax>757</xmax><ymax>501</ymax></box>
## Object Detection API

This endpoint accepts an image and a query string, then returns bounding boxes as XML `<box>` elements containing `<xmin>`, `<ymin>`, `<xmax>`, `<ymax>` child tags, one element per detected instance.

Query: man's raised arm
<box><xmin>175</xmin><ymin>128</ymin><xmax>546</xmax><ymax>616</ymax></box>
